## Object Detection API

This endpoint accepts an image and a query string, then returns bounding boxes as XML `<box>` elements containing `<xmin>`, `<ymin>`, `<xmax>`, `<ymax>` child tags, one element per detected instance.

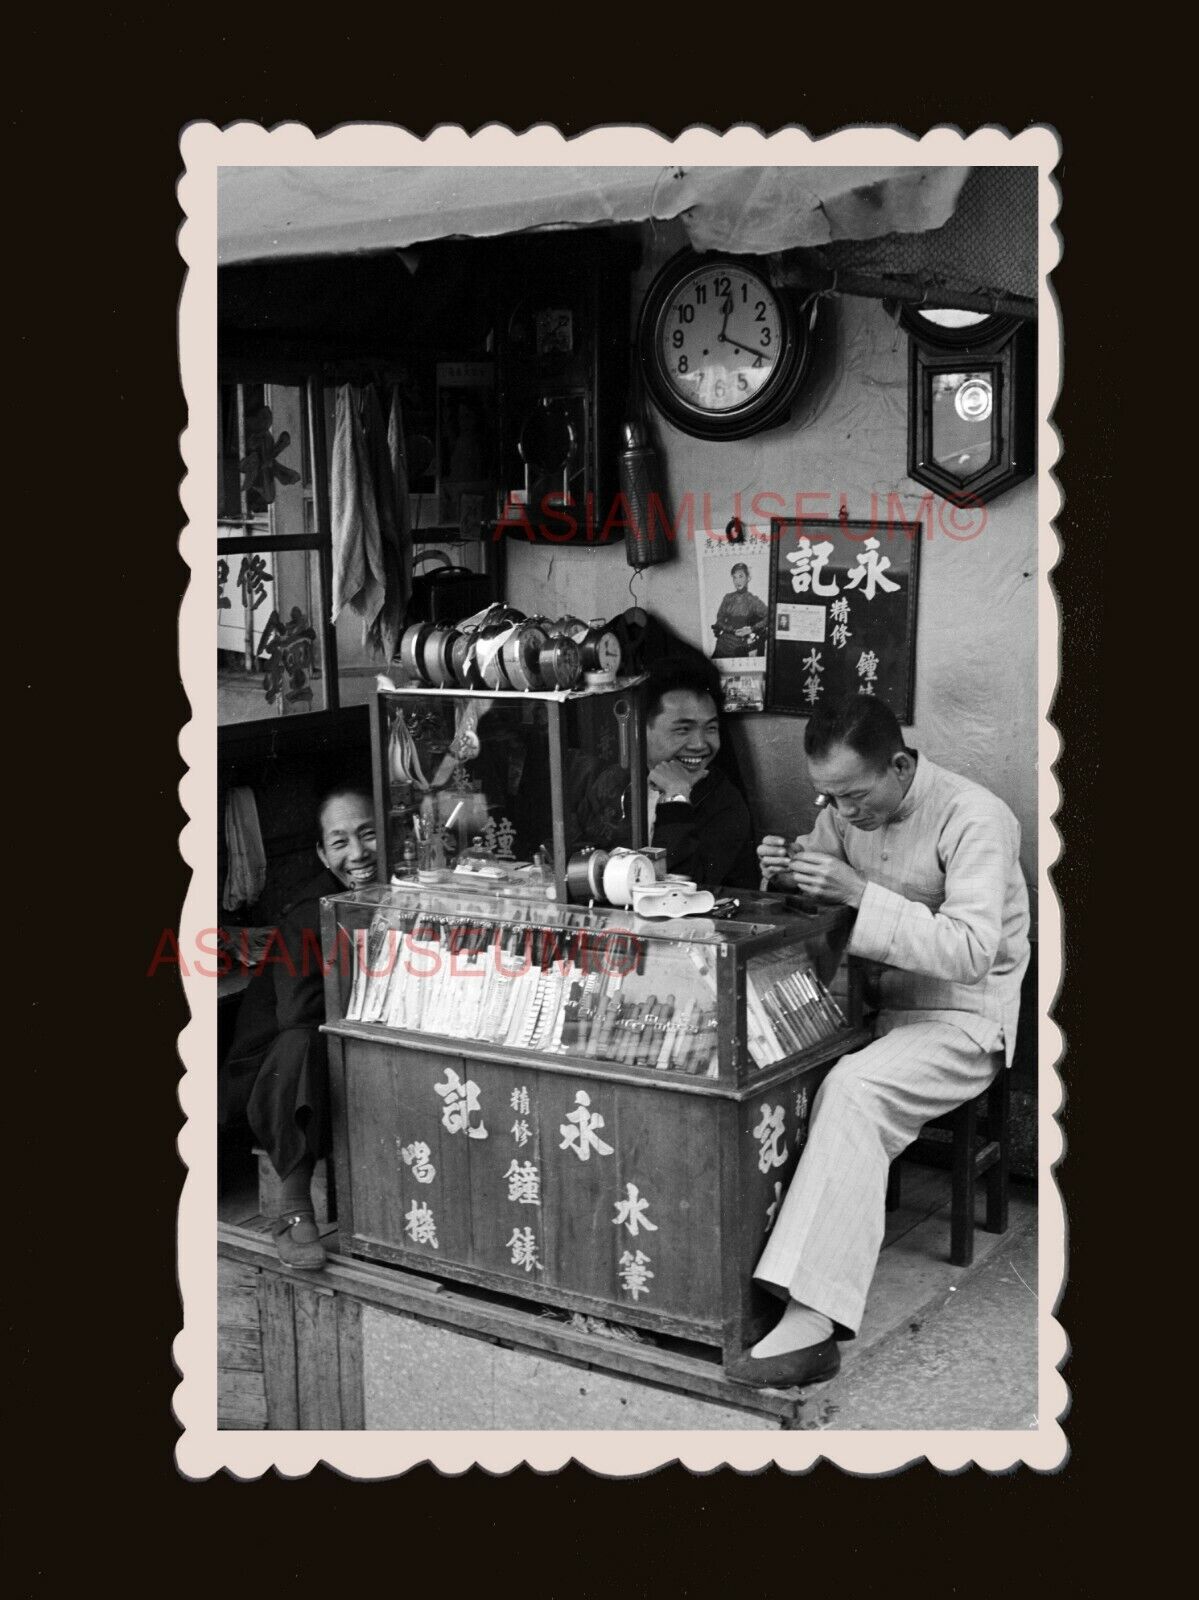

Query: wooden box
<box><xmin>322</xmin><ymin>886</ymin><xmax>867</xmax><ymax>1364</ymax></box>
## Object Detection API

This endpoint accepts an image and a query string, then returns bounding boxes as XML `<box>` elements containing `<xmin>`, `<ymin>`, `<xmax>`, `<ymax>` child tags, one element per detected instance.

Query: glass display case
<box><xmin>369</xmin><ymin>681</ymin><xmax>649</xmax><ymax>903</ymax></box>
<box><xmin>321</xmin><ymin>883</ymin><xmax>869</xmax><ymax>1360</ymax></box>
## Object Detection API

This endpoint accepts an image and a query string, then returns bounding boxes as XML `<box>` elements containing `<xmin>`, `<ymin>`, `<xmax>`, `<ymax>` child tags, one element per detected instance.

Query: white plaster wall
<box><xmin>506</xmin><ymin>226</ymin><xmax>1038</xmax><ymax>911</ymax></box>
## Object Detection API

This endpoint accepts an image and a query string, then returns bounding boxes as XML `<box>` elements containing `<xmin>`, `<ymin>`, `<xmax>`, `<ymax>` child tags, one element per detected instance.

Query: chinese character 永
<box><xmin>398</xmin><ymin>1140</ymin><xmax>436</xmax><ymax>1184</ymax></box>
<box><xmin>434</xmin><ymin>1067</ymin><xmax>488</xmax><ymax>1139</ymax></box>
<box><xmin>612</xmin><ymin>1182</ymin><xmax>659</xmax><ymax>1238</ymax></box>
<box><xmin>618</xmin><ymin>1249</ymin><xmax>655</xmax><ymax>1301</ymax></box>
<box><xmin>559</xmin><ymin>1089</ymin><xmax>614</xmax><ymax>1162</ymax></box>
<box><xmin>753</xmin><ymin>1103</ymin><xmax>787</xmax><ymax>1173</ymax></box>
<box><xmin>788</xmin><ymin>538</ymin><xmax>839</xmax><ymax>597</ymax></box>
<box><xmin>504</xmin><ymin>1159</ymin><xmax>541</xmax><ymax>1206</ymax></box>
<box><xmin>404</xmin><ymin>1200</ymin><xmax>439</xmax><ymax>1248</ymax></box>
<box><xmin>507</xmin><ymin>1226</ymin><xmax>542</xmax><ymax>1272</ymax></box>
<box><xmin>844</xmin><ymin>537</ymin><xmax>899</xmax><ymax>602</ymax></box>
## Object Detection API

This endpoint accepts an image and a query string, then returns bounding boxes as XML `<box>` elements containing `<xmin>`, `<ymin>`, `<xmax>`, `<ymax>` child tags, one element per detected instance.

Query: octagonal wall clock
<box><xmin>637</xmin><ymin>250</ymin><xmax>819</xmax><ymax>441</ymax></box>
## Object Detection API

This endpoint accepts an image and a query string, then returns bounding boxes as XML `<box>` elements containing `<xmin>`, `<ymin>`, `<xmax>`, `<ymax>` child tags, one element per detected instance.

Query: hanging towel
<box><xmin>222</xmin><ymin>786</ymin><xmax>267</xmax><ymax>912</ymax></box>
<box><xmin>361</xmin><ymin>383</ymin><xmax>405</xmax><ymax>661</ymax></box>
<box><xmin>330</xmin><ymin>384</ymin><xmax>387</xmax><ymax>645</ymax></box>
<box><xmin>387</xmin><ymin>383</ymin><xmax>414</xmax><ymax>610</ymax></box>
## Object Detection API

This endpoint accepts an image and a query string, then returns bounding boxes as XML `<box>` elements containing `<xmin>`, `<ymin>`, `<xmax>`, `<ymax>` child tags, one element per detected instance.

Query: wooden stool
<box><xmin>884</xmin><ymin>1070</ymin><xmax>1010</xmax><ymax>1267</ymax></box>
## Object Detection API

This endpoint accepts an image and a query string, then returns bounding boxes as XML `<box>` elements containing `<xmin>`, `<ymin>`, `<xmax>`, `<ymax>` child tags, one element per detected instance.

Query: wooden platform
<box><xmin>218</xmin><ymin>1165</ymin><xmax>1037</xmax><ymax>1430</ymax></box>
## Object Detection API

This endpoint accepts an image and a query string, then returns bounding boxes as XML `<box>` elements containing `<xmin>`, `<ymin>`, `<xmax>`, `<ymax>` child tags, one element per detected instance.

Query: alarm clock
<box><xmin>447</xmin><ymin>629</ymin><xmax>474</xmax><ymax>687</ymax></box>
<box><xmin>398</xmin><ymin>622</ymin><xmax>436</xmax><ymax>684</ymax></box>
<box><xmin>537</xmin><ymin>633</ymin><xmax>581</xmax><ymax>690</ymax></box>
<box><xmin>637</xmin><ymin>250</ymin><xmax>817</xmax><ymax>442</ymax></box>
<box><xmin>601</xmin><ymin>848</ymin><xmax>657</xmax><ymax>908</ymax></box>
<box><xmin>566</xmin><ymin>845</ymin><xmax>610</xmax><ymax>904</ymax></box>
<box><xmin>421</xmin><ymin>623</ymin><xmax>463</xmax><ymax>688</ymax></box>
<box><xmin>476</xmin><ymin>622</ymin><xmax>518</xmax><ymax>690</ymax></box>
<box><xmin>500</xmin><ymin>621</ymin><xmax>549</xmax><ymax>691</ymax></box>
<box><xmin>560</xmin><ymin>617</ymin><xmax>622</xmax><ymax>678</ymax></box>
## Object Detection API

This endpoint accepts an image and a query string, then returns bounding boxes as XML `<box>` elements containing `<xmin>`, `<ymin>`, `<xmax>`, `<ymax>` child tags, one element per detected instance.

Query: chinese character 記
<box><xmin>404</xmin><ymin>1200</ymin><xmax>439</xmax><ymax>1248</ymax></box>
<box><xmin>507</xmin><ymin>1226</ymin><xmax>542</xmax><ymax>1272</ymax></box>
<box><xmin>399</xmin><ymin>1140</ymin><xmax>436</xmax><ymax>1183</ymax></box>
<box><xmin>618</xmin><ymin>1249</ymin><xmax>655</xmax><ymax>1301</ymax></box>
<box><xmin>504</xmin><ymin>1159</ymin><xmax>541</xmax><ymax>1205</ymax></box>
<box><xmin>559</xmin><ymin>1090</ymin><xmax>614</xmax><ymax>1162</ymax></box>
<box><xmin>753</xmin><ymin>1103</ymin><xmax>787</xmax><ymax>1174</ymax></box>
<box><xmin>844</xmin><ymin>537</ymin><xmax>899</xmax><ymax>601</ymax></box>
<box><xmin>434</xmin><ymin>1067</ymin><xmax>488</xmax><ymax>1139</ymax></box>
<box><xmin>612</xmin><ymin>1182</ymin><xmax>659</xmax><ymax>1238</ymax></box>
<box><xmin>788</xmin><ymin>538</ymin><xmax>839</xmax><ymax>597</ymax></box>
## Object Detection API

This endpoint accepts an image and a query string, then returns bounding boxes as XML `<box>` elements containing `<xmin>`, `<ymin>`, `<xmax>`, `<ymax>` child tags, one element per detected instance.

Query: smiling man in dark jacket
<box><xmin>575</xmin><ymin>661</ymin><xmax>759</xmax><ymax>889</ymax></box>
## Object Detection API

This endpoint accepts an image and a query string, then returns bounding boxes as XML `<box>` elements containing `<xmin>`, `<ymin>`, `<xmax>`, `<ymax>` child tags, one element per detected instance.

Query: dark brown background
<box><xmin>14</xmin><ymin>44</ymin><xmax>1117</xmax><ymax>1585</ymax></box>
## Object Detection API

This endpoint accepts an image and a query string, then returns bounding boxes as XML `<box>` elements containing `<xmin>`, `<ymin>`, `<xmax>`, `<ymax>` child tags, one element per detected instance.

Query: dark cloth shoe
<box><xmin>272</xmin><ymin>1211</ymin><xmax>327</xmax><ymax>1271</ymax></box>
<box><xmin>724</xmin><ymin>1336</ymin><xmax>841</xmax><ymax>1389</ymax></box>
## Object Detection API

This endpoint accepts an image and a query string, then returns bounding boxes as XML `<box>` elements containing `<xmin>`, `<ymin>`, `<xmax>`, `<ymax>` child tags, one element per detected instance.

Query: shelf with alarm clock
<box><xmin>320</xmin><ymin>884</ymin><xmax>868</xmax><ymax>1355</ymax></box>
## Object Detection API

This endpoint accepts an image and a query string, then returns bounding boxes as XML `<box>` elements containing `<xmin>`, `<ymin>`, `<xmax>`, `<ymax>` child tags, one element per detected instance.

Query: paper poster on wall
<box><xmin>766</xmin><ymin>516</ymin><xmax>921</xmax><ymax>722</ymax></box>
<box><xmin>694</xmin><ymin>530</ymin><xmax>773</xmax><ymax>713</ymax></box>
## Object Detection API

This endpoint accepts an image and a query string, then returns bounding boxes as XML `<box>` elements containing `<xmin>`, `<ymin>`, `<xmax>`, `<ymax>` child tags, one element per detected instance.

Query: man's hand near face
<box><xmin>649</xmin><ymin>758</ymin><xmax>702</xmax><ymax>800</ymax></box>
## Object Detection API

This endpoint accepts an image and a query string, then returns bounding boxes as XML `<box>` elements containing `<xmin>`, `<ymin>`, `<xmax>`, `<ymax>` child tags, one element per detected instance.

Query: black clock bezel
<box><xmin>637</xmin><ymin>251</ymin><xmax>815</xmax><ymax>442</ymax></box>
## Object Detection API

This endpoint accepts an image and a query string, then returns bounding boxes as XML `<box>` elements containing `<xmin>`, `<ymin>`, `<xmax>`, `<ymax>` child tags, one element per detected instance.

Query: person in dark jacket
<box><xmin>221</xmin><ymin>784</ymin><xmax>377</xmax><ymax>1268</ymax></box>
<box><xmin>574</xmin><ymin>660</ymin><xmax>759</xmax><ymax>889</ymax></box>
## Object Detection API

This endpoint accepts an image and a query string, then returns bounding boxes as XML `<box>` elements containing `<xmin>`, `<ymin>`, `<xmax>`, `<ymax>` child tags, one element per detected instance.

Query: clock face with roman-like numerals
<box><xmin>638</xmin><ymin>252</ymin><xmax>814</xmax><ymax>441</ymax></box>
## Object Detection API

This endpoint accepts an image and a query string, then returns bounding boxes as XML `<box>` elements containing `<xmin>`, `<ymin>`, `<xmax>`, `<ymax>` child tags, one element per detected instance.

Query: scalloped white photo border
<box><xmin>175</xmin><ymin>121</ymin><xmax>1066</xmax><ymax>1479</ymax></box>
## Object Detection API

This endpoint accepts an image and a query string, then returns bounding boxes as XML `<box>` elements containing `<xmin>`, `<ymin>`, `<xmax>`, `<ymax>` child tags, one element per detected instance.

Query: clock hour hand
<box><xmin>719</xmin><ymin>332</ymin><xmax>771</xmax><ymax>364</ymax></box>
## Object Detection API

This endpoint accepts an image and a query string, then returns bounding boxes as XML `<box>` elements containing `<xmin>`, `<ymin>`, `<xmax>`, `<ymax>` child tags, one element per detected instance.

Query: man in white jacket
<box><xmin>729</xmin><ymin>696</ymin><xmax>1030</xmax><ymax>1387</ymax></box>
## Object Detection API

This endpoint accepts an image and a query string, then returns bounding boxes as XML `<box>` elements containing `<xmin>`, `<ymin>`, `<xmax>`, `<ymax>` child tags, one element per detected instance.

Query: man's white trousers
<box><xmin>753</xmin><ymin>1016</ymin><xmax>1002</xmax><ymax>1336</ymax></box>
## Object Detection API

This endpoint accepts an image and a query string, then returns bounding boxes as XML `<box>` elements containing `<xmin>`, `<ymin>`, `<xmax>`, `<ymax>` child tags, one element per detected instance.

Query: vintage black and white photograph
<box><xmin>179</xmin><ymin>126</ymin><xmax>1062</xmax><ymax>1476</ymax></box>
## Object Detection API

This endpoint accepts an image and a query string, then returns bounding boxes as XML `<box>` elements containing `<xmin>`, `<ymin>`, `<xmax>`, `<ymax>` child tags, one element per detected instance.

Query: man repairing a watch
<box><xmin>221</xmin><ymin>783</ymin><xmax>378</xmax><ymax>1270</ymax></box>
<box><xmin>573</xmin><ymin>659</ymin><xmax>759</xmax><ymax>889</ymax></box>
<box><xmin>729</xmin><ymin>694</ymin><xmax>1030</xmax><ymax>1387</ymax></box>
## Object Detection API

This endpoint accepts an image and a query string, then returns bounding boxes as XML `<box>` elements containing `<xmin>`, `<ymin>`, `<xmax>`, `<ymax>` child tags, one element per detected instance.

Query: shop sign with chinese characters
<box><xmin>766</xmin><ymin>517</ymin><xmax>921</xmax><ymax>721</ymax></box>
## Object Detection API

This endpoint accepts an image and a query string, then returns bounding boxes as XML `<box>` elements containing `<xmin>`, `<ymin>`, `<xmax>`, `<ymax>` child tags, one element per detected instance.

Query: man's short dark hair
<box><xmin>803</xmin><ymin>696</ymin><xmax>907</xmax><ymax>770</ymax></box>
<box><xmin>730</xmin><ymin>562</ymin><xmax>750</xmax><ymax>579</ymax></box>
<box><xmin>646</xmin><ymin>656</ymin><xmax>722</xmax><ymax>723</ymax></box>
<box><xmin>316</xmin><ymin>782</ymin><xmax>373</xmax><ymax>842</ymax></box>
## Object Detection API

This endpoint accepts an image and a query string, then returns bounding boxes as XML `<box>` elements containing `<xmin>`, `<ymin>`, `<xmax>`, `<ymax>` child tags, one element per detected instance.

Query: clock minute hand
<box><xmin>719</xmin><ymin>332</ymin><xmax>770</xmax><ymax>363</ymax></box>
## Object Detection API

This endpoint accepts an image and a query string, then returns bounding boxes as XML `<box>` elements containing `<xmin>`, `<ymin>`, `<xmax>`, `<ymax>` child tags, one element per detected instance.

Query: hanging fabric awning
<box><xmin>217</xmin><ymin>165</ymin><xmax>970</xmax><ymax>266</ymax></box>
<box><xmin>787</xmin><ymin>166</ymin><xmax>1038</xmax><ymax>317</ymax></box>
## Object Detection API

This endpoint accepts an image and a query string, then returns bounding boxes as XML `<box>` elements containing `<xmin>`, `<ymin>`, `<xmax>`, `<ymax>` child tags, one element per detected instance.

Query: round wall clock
<box><xmin>637</xmin><ymin>251</ymin><xmax>817</xmax><ymax>441</ymax></box>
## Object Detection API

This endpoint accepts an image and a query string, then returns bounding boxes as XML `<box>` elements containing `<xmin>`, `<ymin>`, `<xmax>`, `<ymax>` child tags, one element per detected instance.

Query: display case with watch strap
<box><xmin>371</xmin><ymin>677</ymin><xmax>651</xmax><ymax>905</ymax></box>
<box><xmin>322</xmin><ymin>882</ymin><xmax>867</xmax><ymax>1363</ymax></box>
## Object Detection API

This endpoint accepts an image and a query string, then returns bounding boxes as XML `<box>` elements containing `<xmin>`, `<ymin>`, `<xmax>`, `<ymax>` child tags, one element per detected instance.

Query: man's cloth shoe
<box><xmin>724</xmin><ymin>1336</ymin><xmax>841</xmax><ymax>1389</ymax></box>
<box><xmin>272</xmin><ymin>1211</ymin><xmax>327</xmax><ymax>1270</ymax></box>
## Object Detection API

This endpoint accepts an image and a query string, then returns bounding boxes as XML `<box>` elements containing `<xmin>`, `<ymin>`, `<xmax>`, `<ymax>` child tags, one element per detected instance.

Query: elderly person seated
<box><xmin>220</xmin><ymin>783</ymin><xmax>377</xmax><ymax>1269</ymax></box>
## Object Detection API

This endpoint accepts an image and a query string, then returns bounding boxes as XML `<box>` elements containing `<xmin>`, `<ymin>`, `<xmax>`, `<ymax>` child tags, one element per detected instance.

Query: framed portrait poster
<box><xmin>694</xmin><ymin>529</ymin><xmax>773</xmax><ymax>713</ymax></box>
<box><xmin>765</xmin><ymin>516</ymin><xmax>921</xmax><ymax>722</ymax></box>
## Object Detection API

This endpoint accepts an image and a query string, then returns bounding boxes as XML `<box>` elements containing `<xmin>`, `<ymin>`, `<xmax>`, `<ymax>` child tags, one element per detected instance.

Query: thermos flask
<box><xmin>618</xmin><ymin>418</ymin><xmax>673</xmax><ymax>569</ymax></box>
